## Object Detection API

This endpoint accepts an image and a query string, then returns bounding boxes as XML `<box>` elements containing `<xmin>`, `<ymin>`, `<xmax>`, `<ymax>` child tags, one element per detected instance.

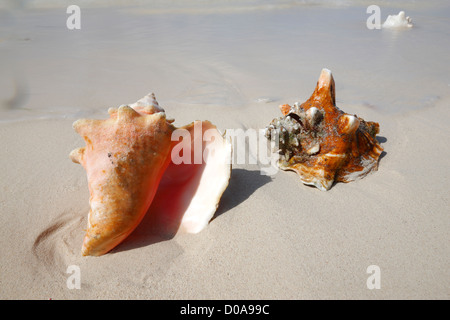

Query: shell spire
<box><xmin>127</xmin><ymin>92</ymin><xmax>165</xmax><ymax>115</ymax></box>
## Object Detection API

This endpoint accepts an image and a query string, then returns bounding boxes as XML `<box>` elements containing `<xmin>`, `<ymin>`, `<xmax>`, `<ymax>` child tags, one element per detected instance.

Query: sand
<box><xmin>0</xmin><ymin>1</ymin><xmax>449</xmax><ymax>300</ymax></box>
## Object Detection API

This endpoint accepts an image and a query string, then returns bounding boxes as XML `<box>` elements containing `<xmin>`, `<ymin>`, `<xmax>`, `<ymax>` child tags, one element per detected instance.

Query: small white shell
<box><xmin>382</xmin><ymin>11</ymin><xmax>413</xmax><ymax>28</ymax></box>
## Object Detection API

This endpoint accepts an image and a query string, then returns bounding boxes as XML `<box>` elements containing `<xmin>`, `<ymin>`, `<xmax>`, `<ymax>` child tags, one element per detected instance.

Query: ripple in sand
<box><xmin>32</xmin><ymin>211</ymin><xmax>85</xmax><ymax>277</ymax></box>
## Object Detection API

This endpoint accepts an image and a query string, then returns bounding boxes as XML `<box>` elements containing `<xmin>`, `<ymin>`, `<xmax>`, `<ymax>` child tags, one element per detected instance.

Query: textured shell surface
<box><xmin>265</xmin><ymin>69</ymin><xmax>383</xmax><ymax>191</ymax></box>
<box><xmin>70</xmin><ymin>93</ymin><xmax>231</xmax><ymax>256</ymax></box>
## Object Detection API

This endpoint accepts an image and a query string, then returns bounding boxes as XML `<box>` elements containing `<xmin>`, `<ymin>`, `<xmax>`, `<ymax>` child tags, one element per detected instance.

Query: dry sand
<box><xmin>0</xmin><ymin>95</ymin><xmax>449</xmax><ymax>299</ymax></box>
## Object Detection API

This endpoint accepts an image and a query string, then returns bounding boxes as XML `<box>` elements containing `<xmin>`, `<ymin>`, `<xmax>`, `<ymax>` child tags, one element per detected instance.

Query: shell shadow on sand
<box><xmin>213</xmin><ymin>168</ymin><xmax>272</xmax><ymax>219</ymax></box>
<box><xmin>113</xmin><ymin>168</ymin><xmax>272</xmax><ymax>253</ymax></box>
<box><xmin>376</xmin><ymin>136</ymin><xmax>388</xmax><ymax>161</ymax></box>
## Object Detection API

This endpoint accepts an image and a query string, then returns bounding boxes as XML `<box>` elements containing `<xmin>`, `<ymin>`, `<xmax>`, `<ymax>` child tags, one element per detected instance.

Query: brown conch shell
<box><xmin>265</xmin><ymin>69</ymin><xmax>383</xmax><ymax>191</ymax></box>
<box><xmin>70</xmin><ymin>94</ymin><xmax>232</xmax><ymax>256</ymax></box>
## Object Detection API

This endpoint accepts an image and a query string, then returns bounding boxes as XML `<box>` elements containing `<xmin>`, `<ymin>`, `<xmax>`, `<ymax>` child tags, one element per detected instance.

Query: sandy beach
<box><xmin>0</xmin><ymin>0</ymin><xmax>449</xmax><ymax>300</ymax></box>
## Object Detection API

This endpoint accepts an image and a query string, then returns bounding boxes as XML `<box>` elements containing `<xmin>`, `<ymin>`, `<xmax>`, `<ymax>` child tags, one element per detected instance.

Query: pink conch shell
<box><xmin>265</xmin><ymin>69</ymin><xmax>383</xmax><ymax>191</ymax></box>
<box><xmin>150</xmin><ymin>120</ymin><xmax>232</xmax><ymax>235</ymax></box>
<box><xmin>70</xmin><ymin>94</ymin><xmax>231</xmax><ymax>256</ymax></box>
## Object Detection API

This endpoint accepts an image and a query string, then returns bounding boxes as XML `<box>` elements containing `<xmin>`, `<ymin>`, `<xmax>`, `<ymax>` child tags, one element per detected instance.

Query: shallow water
<box><xmin>1</xmin><ymin>0</ymin><xmax>449</xmax><ymax>122</ymax></box>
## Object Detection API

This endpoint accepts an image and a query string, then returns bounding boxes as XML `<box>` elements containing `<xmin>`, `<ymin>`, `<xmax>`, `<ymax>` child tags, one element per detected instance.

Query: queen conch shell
<box><xmin>70</xmin><ymin>94</ymin><xmax>232</xmax><ymax>256</ymax></box>
<box><xmin>265</xmin><ymin>69</ymin><xmax>383</xmax><ymax>191</ymax></box>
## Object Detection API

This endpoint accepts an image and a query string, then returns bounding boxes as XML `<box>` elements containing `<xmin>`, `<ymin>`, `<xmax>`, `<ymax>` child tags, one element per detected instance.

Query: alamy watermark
<box><xmin>65</xmin><ymin>4</ymin><xmax>391</xmax><ymax>31</ymax></box>
<box><xmin>66</xmin><ymin>265</ymin><xmax>81</xmax><ymax>289</ymax></box>
<box><xmin>366</xmin><ymin>5</ymin><xmax>382</xmax><ymax>30</ymax></box>
<box><xmin>170</xmin><ymin>122</ymin><xmax>280</xmax><ymax>176</ymax></box>
<box><xmin>66</xmin><ymin>5</ymin><xmax>81</xmax><ymax>30</ymax></box>
<box><xmin>366</xmin><ymin>265</ymin><xmax>381</xmax><ymax>289</ymax></box>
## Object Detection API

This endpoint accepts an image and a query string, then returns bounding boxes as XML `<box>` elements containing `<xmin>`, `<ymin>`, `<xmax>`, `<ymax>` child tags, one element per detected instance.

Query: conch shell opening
<box><xmin>70</xmin><ymin>94</ymin><xmax>232</xmax><ymax>256</ymax></box>
<box><xmin>265</xmin><ymin>69</ymin><xmax>383</xmax><ymax>191</ymax></box>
